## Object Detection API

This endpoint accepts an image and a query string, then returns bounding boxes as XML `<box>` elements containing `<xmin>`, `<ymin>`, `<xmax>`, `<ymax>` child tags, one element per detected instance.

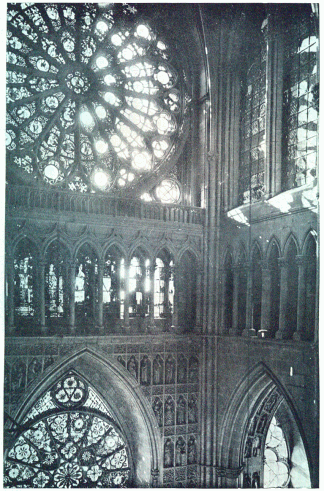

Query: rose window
<box><xmin>4</xmin><ymin>372</ymin><xmax>131</xmax><ymax>488</ymax></box>
<box><xmin>6</xmin><ymin>3</ymin><xmax>187</xmax><ymax>196</ymax></box>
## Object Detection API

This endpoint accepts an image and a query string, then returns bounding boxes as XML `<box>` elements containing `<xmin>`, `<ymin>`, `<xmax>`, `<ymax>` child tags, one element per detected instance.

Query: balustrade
<box><xmin>6</xmin><ymin>185</ymin><xmax>205</xmax><ymax>225</ymax></box>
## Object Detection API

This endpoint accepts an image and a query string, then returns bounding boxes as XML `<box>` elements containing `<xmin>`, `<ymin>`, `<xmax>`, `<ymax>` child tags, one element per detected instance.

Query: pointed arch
<box><xmin>6</xmin><ymin>348</ymin><xmax>162</xmax><ymax>488</ymax></box>
<box><xmin>235</xmin><ymin>242</ymin><xmax>248</xmax><ymax>266</ymax></box>
<box><xmin>283</xmin><ymin>232</ymin><xmax>300</xmax><ymax>257</ymax></box>
<box><xmin>73</xmin><ymin>238</ymin><xmax>102</xmax><ymax>262</ymax></box>
<box><xmin>218</xmin><ymin>362</ymin><xmax>312</xmax><ymax>488</ymax></box>
<box><xmin>250</xmin><ymin>240</ymin><xmax>263</xmax><ymax>261</ymax></box>
<box><xmin>266</xmin><ymin>235</ymin><xmax>282</xmax><ymax>260</ymax></box>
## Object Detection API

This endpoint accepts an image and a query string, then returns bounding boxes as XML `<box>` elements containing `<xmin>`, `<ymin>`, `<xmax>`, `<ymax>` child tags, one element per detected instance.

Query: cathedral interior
<box><xmin>4</xmin><ymin>2</ymin><xmax>319</xmax><ymax>488</ymax></box>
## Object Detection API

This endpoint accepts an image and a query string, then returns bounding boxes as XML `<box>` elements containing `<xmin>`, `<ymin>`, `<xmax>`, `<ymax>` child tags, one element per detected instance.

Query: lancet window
<box><xmin>129</xmin><ymin>252</ymin><xmax>150</xmax><ymax>317</ymax></box>
<box><xmin>45</xmin><ymin>241</ymin><xmax>69</xmax><ymax>323</ymax></box>
<box><xmin>239</xmin><ymin>20</ymin><xmax>267</xmax><ymax>205</ymax></box>
<box><xmin>154</xmin><ymin>252</ymin><xmax>174</xmax><ymax>319</ymax></box>
<box><xmin>75</xmin><ymin>245</ymin><xmax>99</xmax><ymax>325</ymax></box>
<box><xmin>282</xmin><ymin>9</ymin><xmax>318</xmax><ymax>190</ymax></box>
<box><xmin>103</xmin><ymin>248</ymin><xmax>125</xmax><ymax>321</ymax></box>
<box><xmin>13</xmin><ymin>239</ymin><xmax>37</xmax><ymax>321</ymax></box>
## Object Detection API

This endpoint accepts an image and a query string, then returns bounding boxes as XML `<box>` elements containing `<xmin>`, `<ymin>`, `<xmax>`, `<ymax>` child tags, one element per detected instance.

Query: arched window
<box><xmin>224</xmin><ymin>253</ymin><xmax>233</xmax><ymax>330</ymax></box>
<box><xmin>45</xmin><ymin>241</ymin><xmax>69</xmax><ymax>325</ymax></box>
<box><xmin>129</xmin><ymin>250</ymin><xmax>150</xmax><ymax>317</ymax></box>
<box><xmin>6</xmin><ymin>4</ymin><xmax>188</xmax><ymax>198</ymax></box>
<box><xmin>243</xmin><ymin>389</ymin><xmax>311</xmax><ymax>488</ymax></box>
<box><xmin>239</xmin><ymin>19</ymin><xmax>267</xmax><ymax>204</ymax></box>
<box><xmin>154</xmin><ymin>250</ymin><xmax>174</xmax><ymax>319</ymax></box>
<box><xmin>13</xmin><ymin>239</ymin><xmax>37</xmax><ymax>325</ymax></box>
<box><xmin>252</xmin><ymin>247</ymin><xmax>262</xmax><ymax>332</ymax></box>
<box><xmin>304</xmin><ymin>235</ymin><xmax>316</xmax><ymax>340</ymax></box>
<box><xmin>103</xmin><ymin>247</ymin><xmax>125</xmax><ymax>323</ymax></box>
<box><xmin>75</xmin><ymin>244</ymin><xmax>99</xmax><ymax>327</ymax></box>
<box><xmin>269</xmin><ymin>243</ymin><xmax>280</xmax><ymax>338</ymax></box>
<box><xmin>282</xmin><ymin>8</ymin><xmax>318</xmax><ymax>190</ymax></box>
<box><xmin>286</xmin><ymin>240</ymin><xmax>298</xmax><ymax>337</ymax></box>
<box><xmin>178</xmin><ymin>251</ymin><xmax>197</xmax><ymax>331</ymax></box>
<box><xmin>4</xmin><ymin>372</ymin><xmax>131</xmax><ymax>488</ymax></box>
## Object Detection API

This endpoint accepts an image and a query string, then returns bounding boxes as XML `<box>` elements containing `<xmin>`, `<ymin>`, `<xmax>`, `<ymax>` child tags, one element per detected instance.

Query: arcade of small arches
<box><xmin>221</xmin><ymin>231</ymin><xmax>317</xmax><ymax>341</ymax></box>
<box><xmin>6</xmin><ymin>238</ymin><xmax>200</xmax><ymax>335</ymax></box>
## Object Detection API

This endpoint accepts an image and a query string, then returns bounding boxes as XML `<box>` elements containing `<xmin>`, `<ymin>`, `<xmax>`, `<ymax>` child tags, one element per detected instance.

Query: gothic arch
<box><xmin>154</xmin><ymin>245</ymin><xmax>176</xmax><ymax>264</ymax></box>
<box><xmin>283</xmin><ymin>232</ymin><xmax>300</xmax><ymax>257</ymax></box>
<box><xmin>103</xmin><ymin>241</ymin><xmax>127</xmax><ymax>262</ymax></box>
<box><xmin>128</xmin><ymin>242</ymin><xmax>153</xmax><ymax>264</ymax></box>
<box><xmin>235</xmin><ymin>241</ymin><xmax>247</xmax><ymax>266</ymax></box>
<box><xmin>43</xmin><ymin>236</ymin><xmax>73</xmax><ymax>261</ymax></box>
<box><xmin>221</xmin><ymin>245</ymin><xmax>234</xmax><ymax>266</ymax></box>
<box><xmin>218</xmin><ymin>362</ymin><xmax>312</xmax><ymax>487</ymax></box>
<box><xmin>301</xmin><ymin>228</ymin><xmax>318</xmax><ymax>255</ymax></box>
<box><xmin>12</xmin><ymin>234</ymin><xmax>40</xmax><ymax>259</ymax></box>
<box><xmin>178</xmin><ymin>246</ymin><xmax>201</xmax><ymax>269</ymax></box>
<box><xmin>7</xmin><ymin>347</ymin><xmax>163</xmax><ymax>487</ymax></box>
<box><xmin>73</xmin><ymin>238</ymin><xmax>102</xmax><ymax>262</ymax></box>
<box><xmin>250</xmin><ymin>240</ymin><xmax>263</xmax><ymax>261</ymax></box>
<box><xmin>266</xmin><ymin>235</ymin><xmax>282</xmax><ymax>261</ymax></box>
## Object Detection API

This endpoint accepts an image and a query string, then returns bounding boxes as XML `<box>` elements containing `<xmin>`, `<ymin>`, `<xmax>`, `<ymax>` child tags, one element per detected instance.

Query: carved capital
<box><xmin>295</xmin><ymin>255</ymin><xmax>307</xmax><ymax>267</ymax></box>
<box><xmin>278</xmin><ymin>257</ymin><xmax>287</xmax><ymax>268</ymax></box>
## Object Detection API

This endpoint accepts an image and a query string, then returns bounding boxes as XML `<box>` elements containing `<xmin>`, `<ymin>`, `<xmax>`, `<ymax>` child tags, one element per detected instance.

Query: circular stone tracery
<box><xmin>6</xmin><ymin>3</ymin><xmax>187</xmax><ymax>195</ymax></box>
<box><xmin>4</xmin><ymin>373</ymin><xmax>131</xmax><ymax>488</ymax></box>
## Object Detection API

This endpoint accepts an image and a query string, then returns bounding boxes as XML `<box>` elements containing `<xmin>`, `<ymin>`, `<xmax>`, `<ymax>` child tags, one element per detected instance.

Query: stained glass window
<box><xmin>155</xmin><ymin>178</ymin><xmax>181</xmax><ymax>204</ymax></box>
<box><xmin>6</xmin><ymin>3</ymin><xmax>186</xmax><ymax>196</ymax></box>
<box><xmin>264</xmin><ymin>416</ymin><xmax>290</xmax><ymax>488</ymax></box>
<box><xmin>129</xmin><ymin>255</ymin><xmax>150</xmax><ymax>317</ymax></box>
<box><xmin>154</xmin><ymin>256</ymin><xmax>174</xmax><ymax>318</ymax></box>
<box><xmin>14</xmin><ymin>239</ymin><xmax>36</xmax><ymax>319</ymax></box>
<box><xmin>103</xmin><ymin>252</ymin><xmax>125</xmax><ymax>321</ymax></box>
<box><xmin>75</xmin><ymin>245</ymin><xmax>99</xmax><ymax>325</ymax></box>
<box><xmin>4</xmin><ymin>372</ymin><xmax>131</xmax><ymax>488</ymax></box>
<box><xmin>282</xmin><ymin>10</ymin><xmax>318</xmax><ymax>190</ymax></box>
<box><xmin>45</xmin><ymin>242</ymin><xmax>69</xmax><ymax>321</ymax></box>
<box><xmin>239</xmin><ymin>21</ymin><xmax>267</xmax><ymax>204</ymax></box>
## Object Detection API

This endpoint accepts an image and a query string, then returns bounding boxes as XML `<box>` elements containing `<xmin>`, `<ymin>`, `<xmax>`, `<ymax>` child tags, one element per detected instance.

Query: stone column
<box><xmin>148</xmin><ymin>264</ymin><xmax>155</xmax><ymax>331</ymax></box>
<box><xmin>39</xmin><ymin>261</ymin><xmax>47</xmax><ymax>335</ymax></box>
<box><xmin>124</xmin><ymin>259</ymin><xmax>130</xmax><ymax>330</ymax></box>
<box><xmin>242</xmin><ymin>263</ymin><xmax>256</xmax><ymax>337</ymax></box>
<box><xmin>258</xmin><ymin>260</ymin><xmax>271</xmax><ymax>338</ymax></box>
<box><xmin>229</xmin><ymin>266</ymin><xmax>240</xmax><ymax>336</ymax></box>
<box><xmin>293</xmin><ymin>255</ymin><xmax>306</xmax><ymax>341</ymax></box>
<box><xmin>195</xmin><ymin>268</ymin><xmax>203</xmax><ymax>332</ymax></box>
<box><xmin>97</xmin><ymin>260</ymin><xmax>104</xmax><ymax>331</ymax></box>
<box><xmin>6</xmin><ymin>255</ymin><xmax>15</xmax><ymax>333</ymax></box>
<box><xmin>219</xmin><ymin>268</ymin><xmax>228</xmax><ymax>335</ymax></box>
<box><xmin>276</xmin><ymin>257</ymin><xmax>289</xmax><ymax>339</ymax></box>
<box><xmin>69</xmin><ymin>261</ymin><xmax>76</xmax><ymax>333</ymax></box>
<box><xmin>171</xmin><ymin>264</ymin><xmax>178</xmax><ymax>330</ymax></box>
